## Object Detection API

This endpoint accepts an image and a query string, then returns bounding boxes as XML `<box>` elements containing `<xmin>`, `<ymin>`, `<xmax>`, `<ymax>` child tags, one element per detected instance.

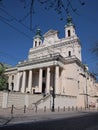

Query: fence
<box><xmin>0</xmin><ymin>105</ymin><xmax>98</xmax><ymax>117</ymax></box>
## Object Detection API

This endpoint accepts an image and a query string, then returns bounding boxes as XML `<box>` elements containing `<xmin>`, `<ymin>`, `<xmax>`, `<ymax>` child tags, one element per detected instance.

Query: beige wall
<box><xmin>62</xmin><ymin>63</ymin><xmax>79</xmax><ymax>96</ymax></box>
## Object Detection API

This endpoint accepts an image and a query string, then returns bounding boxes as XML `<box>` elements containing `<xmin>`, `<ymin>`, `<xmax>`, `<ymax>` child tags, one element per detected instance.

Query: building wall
<box><xmin>62</xmin><ymin>63</ymin><xmax>79</xmax><ymax>96</ymax></box>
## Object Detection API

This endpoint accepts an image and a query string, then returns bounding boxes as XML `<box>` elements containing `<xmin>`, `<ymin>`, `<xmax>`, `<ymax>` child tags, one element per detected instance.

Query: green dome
<box><xmin>34</xmin><ymin>28</ymin><xmax>42</xmax><ymax>39</ymax></box>
<box><xmin>66</xmin><ymin>15</ymin><xmax>74</xmax><ymax>26</ymax></box>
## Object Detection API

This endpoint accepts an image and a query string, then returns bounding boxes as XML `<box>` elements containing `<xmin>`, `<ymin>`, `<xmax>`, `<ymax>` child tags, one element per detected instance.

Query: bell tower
<box><xmin>65</xmin><ymin>15</ymin><xmax>77</xmax><ymax>38</ymax></box>
<box><xmin>33</xmin><ymin>28</ymin><xmax>42</xmax><ymax>48</ymax></box>
<box><xmin>64</xmin><ymin>15</ymin><xmax>82</xmax><ymax>61</ymax></box>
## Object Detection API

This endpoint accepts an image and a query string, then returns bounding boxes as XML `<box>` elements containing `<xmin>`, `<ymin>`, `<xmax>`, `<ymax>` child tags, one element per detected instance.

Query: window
<box><xmin>68</xmin><ymin>51</ymin><xmax>71</xmax><ymax>57</ymax></box>
<box><xmin>35</xmin><ymin>41</ymin><xmax>37</xmax><ymax>47</ymax></box>
<box><xmin>68</xmin><ymin>30</ymin><xmax>71</xmax><ymax>37</ymax></box>
<box><xmin>11</xmin><ymin>82</ymin><xmax>14</xmax><ymax>90</ymax></box>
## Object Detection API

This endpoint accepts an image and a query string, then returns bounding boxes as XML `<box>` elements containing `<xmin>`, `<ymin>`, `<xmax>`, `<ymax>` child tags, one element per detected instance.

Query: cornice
<box><xmin>5</xmin><ymin>66</ymin><xmax>17</xmax><ymax>72</ymax></box>
<box><xmin>64</xmin><ymin>56</ymin><xmax>84</xmax><ymax>68</ymax></box>
<box><xmin>17</xmin><ymin>53</ymin><xmax>65</xmax><ymax>68</ymax></box>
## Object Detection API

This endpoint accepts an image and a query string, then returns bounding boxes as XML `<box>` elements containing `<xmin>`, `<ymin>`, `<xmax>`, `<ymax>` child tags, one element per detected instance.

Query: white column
<box><xmin>46</xmin><ymin>67</ymin><xmax>50</xmax><ymax>94</ymax></box>
<box><xmin>39</xmin><ymin>68</ymin><xmax>42</xmax><ymax>93</ymax></box>
<box><xmin>55</xmin><ymin>66</ymin><xmax>59</xmax><ymax>94</ymax></box>
<box><xmin>28</xmin><ymin>70</ymin><xmax>32</xmax><ymax>92</ymax></box>
<box><xmin>15</xmin><ymin>72</ymin><xmax>20</xmax><ymax>91</ymax></box>
<box><xmin>21</xmin><ymin>71</ymin><xmax>26</xmax><ymax>93</ymax></box>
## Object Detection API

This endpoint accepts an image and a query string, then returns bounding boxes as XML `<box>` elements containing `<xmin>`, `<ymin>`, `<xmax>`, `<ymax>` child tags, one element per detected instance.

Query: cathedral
<box><xmin>4</xmin><ymin>15</ymin><xmax>98</xmax><ymax>109</ymax></box>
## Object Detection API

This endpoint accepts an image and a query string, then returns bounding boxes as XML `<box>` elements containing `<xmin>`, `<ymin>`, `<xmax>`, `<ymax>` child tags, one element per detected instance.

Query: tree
<box><xmin>0</xmin><ymin>63</ymin><xmax>8</xmax><ymax>90</ymax></box>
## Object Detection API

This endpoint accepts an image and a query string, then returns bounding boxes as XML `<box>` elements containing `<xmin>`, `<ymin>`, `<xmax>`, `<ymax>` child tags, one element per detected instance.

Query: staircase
<box><xmin>32</xmin><ymin>94</ymin><xmax>51</xmax><ymax>109</ymax></box>
<box><xmin>0</xmin><ymin>91</ymin><xmax>49</xmax><ymax>109</ymax></box>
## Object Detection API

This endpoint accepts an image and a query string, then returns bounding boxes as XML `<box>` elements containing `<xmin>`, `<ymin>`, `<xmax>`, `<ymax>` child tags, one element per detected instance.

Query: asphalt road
<box><xmin>0</xmin><ymin>112</ymin><xmax>98</xmax><ymax>130</ymax></box>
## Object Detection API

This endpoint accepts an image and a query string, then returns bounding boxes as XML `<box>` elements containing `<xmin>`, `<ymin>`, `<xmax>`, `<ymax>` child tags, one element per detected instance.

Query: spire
<box><xmin>34</xmin><ymin>28</ymin><xmax>42</xmax><ymax>39</ymax></box>
<box><xmin>66</xmin><ymin>15</ymin><xmax>74</xmax><ymax>27</ymax></box>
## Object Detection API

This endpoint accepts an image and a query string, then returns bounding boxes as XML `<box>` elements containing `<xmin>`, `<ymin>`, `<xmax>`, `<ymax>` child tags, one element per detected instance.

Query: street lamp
<box><xmin>85</xmin><ymin>72</ymin><xmax>89</xmax><ymax>108</ymax></box>
<box><xmin>51</xmin><ymin>66</ymin><xmax>55</xmax><ymax>112</ymax></box>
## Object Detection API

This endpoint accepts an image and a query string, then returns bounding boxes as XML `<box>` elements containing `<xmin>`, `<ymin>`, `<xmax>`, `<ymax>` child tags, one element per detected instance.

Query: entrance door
<box><xmin>42</xmin><ymin>82</ymin><xmax>46</xmax><ymax>94</ymax></box>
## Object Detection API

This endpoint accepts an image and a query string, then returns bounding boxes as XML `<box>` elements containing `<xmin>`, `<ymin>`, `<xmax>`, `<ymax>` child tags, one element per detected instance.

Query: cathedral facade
<box><xmin>5</xmin><ymin>16</ymin><xmax>98</xmax><ymax>108</ymax></box>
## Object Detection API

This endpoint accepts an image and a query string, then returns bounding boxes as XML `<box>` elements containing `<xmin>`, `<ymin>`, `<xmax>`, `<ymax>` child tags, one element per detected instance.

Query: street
<box><xmin>0</xmin><ymin>112</ymin><xmax>98</xmax><ymax>130</ymax></box>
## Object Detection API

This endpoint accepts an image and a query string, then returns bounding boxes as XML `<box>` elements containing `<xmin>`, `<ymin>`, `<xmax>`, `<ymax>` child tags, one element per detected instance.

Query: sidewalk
<box><xmin>0</xmin><ymin>108</ymin><xmax>98</xmax><ymax>126</ymax></box>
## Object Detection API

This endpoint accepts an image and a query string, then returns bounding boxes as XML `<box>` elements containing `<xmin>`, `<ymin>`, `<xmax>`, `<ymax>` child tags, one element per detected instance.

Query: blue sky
<box><xmin>0</xmin><ymin>0</ymin><xmax>98</xmax><ymax>75</ymax></box>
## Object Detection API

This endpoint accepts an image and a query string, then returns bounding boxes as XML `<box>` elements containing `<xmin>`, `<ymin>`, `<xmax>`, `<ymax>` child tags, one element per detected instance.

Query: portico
<box><xmin>14</xmin><ymin>54</ymin><xmax>64</xmax><ymax>94</ymax></box>
<box><xmin>15</xmin><ymin>65</ymin><xmax>61</xmax><ymax>94</ymax></box>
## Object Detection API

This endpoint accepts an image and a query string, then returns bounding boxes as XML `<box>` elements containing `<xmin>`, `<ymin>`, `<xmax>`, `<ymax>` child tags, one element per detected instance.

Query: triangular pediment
<box><xmin>44</xmin><ymin>29</ymin><xmax>58</xmax><ymax>37</ymax></box>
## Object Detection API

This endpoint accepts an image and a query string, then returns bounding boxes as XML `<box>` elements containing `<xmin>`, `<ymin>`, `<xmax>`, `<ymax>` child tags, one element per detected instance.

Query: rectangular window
<box><xmin>68</xmin><ymin>30</ymin><xmax>71</xmax><ymax>37</ymax></box>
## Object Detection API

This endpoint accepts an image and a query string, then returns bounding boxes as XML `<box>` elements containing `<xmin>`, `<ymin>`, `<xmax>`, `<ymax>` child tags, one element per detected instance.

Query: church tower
<box><xmin>64</xmin><ymin>15</ymin><xmax>82</xmax><ymax>61</ymax></box>
<box><xmin>65</xmin><ymin>15</ymin><xmax>77</xmax><ymax>38</ymax></box>
<box><xmin>33</xmin><ymin>28</ymin><xmax>42</xmax><ymax>48</ymax></box>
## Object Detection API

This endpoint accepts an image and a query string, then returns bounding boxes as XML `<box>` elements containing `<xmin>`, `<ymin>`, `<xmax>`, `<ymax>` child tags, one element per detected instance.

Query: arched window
<box><xmin>35</xmin><ymin>41</ymin><xmax>37</xmax><ymax>47</ymax></box>
<box><xmin>68</xmin><ymin>51</ymin><xmax>71</xmax><ymax>57</ymax></box>
<box><xmin>68</xmin><ymin>30</ymin><xmax>71</xmax><ymax>37</ymax></box>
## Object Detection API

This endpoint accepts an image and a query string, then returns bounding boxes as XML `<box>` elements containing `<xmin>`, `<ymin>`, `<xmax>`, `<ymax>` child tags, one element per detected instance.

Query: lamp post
<box><xmin>51</xmin><ymin>66</ymin><xmax>55</xmax><ymax>112</ymax></box>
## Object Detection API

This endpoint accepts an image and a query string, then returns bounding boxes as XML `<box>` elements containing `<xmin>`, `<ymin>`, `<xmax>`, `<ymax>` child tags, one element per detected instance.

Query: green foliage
<box><xmin>0</xmin><ymin>63</ymin><xmax>8</xmax><ymax>91</ymax></box>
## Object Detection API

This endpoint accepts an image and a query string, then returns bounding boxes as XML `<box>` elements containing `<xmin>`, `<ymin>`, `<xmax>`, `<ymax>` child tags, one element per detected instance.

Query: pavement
<box><xmin>0</xmin><ymin>107</ymin><xmax>98</xmax><ymax>126</ymax></box>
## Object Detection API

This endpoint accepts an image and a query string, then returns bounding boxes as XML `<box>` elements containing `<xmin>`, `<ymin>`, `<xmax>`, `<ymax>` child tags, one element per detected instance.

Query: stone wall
<box><xmin>0</xmin><ymin>91</ymin><xmax>43</xmax><ymax>108</ymax></box>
